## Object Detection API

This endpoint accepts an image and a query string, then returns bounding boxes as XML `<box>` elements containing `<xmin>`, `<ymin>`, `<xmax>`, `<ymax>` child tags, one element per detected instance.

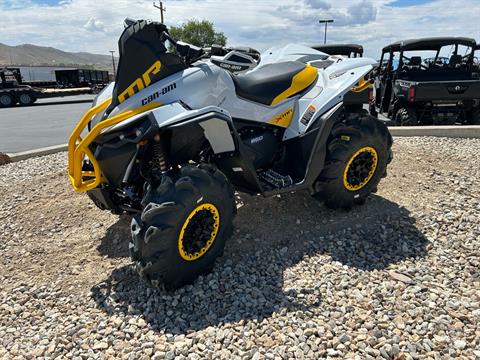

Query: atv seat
<box><xmin>232</xmin><ymin>61</ymin><xmax>318</xmax><ymax>106</ymax></box>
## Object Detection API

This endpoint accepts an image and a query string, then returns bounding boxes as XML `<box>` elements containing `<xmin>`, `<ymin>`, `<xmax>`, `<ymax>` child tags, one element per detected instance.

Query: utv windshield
<box><xmin>383</xmin><ymin>44</ymin><xmax>476</xmax><ymax>81</ymax></box>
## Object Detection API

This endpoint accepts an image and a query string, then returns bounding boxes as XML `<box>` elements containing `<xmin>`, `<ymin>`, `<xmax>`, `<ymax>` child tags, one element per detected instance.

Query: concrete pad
<box><xmin>388</xmin><ymin>125</ymin><xmax>480</xmax><ymax>138</ymax></box>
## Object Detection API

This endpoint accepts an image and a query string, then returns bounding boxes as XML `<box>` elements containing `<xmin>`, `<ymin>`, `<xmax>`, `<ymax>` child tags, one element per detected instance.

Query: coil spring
<box><xmin>153</xmin><ymin>142</ymin><xmax>167</xmax><ymax>171</ymax></box>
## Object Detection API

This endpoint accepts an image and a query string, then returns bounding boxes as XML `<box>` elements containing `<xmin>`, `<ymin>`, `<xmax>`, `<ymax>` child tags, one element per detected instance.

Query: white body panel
<box><xmin>258</xmin><ymin>44</ymin><xmax>329</xmax><ymax>65</ymax></box>
<box><xmin>99</xmin><ymin>44</ymin><xmax>375</xmax><ymax>140</ymax></box>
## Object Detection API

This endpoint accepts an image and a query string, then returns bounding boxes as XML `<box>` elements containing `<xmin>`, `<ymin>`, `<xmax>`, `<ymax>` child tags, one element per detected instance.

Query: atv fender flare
<box><xmin>163</xmin><ymin>106</ymin><xmax>237</xmax><ymax>154</ymax></box>
<box><xmin>303</xmin><ymin>102</ymin><xmax>344</xmax><ymax>187</ymax></box>
<box><xmin>156</xmin><ymin>105</ymin><xmax>263</xmax><ymax>194</ymax></box>
<box><xmin>264</xmin><ymin>102</ymin><xmax>343</xmax><ymax>196</ymax></box>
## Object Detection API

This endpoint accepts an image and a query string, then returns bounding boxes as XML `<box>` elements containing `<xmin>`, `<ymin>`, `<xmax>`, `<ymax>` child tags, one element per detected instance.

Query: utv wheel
<box><xmin>130</xmin><ymin>164</ymin><xmax>236</xmax><ymax>290</ymax></box>
<box><xmin>471</xmin><ymin>109</ymin><xmax>480</xmax><ymax>125</ymax></box>
<box><xmin>313</xmin><ymin>115</ymin><xmax>392</xmax><ymax>209</ymax></box>
<box><xmin>393</xmin><ymin>107</ymin><xmax>418</xmax><ymax>126</ymax></box>
<box><xmin>0</xmin><ymin>93</ymin><xmax>14</xmax><ymax>107</ymax></box>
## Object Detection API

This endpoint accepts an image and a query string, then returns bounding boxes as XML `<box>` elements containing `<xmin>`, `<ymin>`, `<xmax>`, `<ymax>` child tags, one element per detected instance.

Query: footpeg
<box><xmin>259</xmin><ymin>169</ymin><xmax>293</xmax><ymax>189</ymax></box>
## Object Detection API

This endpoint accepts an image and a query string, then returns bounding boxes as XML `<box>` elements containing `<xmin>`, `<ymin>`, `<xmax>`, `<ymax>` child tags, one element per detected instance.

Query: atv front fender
<box><xmin>150</xmin><ymin>105</ymin><xmax>264</xmax><ymax>194</ymax></box>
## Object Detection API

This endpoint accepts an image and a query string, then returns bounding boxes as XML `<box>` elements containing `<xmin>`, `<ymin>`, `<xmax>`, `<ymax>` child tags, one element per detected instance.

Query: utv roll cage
<box><xmin>474</xmin><ymin>44</ymin><xmax>480</xmax><ymax>73</ymax></box>
<box><xmin>371</xmin><ymin>37</ymin><xmax>480</xmax><ymax>125</ymax></box>
<box><xmin>379</xmin><ymin>37</ymin><xmax>477</xmax><ymax>74</ymax></box>
<box><xmin>311</xmin><ymin>44</ymin><xmax>363</xmax><ymax>58</ymax></box>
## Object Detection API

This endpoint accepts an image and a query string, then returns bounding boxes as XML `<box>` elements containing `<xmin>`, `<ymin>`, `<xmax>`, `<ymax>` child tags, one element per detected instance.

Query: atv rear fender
<box><xmin>264</xmin><ymin>102</ymin><xmax>343</xmax><ymax>196</ymax></box>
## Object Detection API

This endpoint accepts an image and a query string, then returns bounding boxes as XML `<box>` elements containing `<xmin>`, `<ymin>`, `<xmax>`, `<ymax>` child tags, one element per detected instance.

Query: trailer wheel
<box><xmin>18</xmin><ymin>92</ymin><xmax>35</xmax><ymax>106</ymax></box>
<box><xmin>393</xmin><ymin>107</ymin><xmax>418</xmax><ymax>126</ymax></box>
<box><xmin>0</xmin><ymin>93</ymin><xmax>14</xmax><ymax>107</ymax></box>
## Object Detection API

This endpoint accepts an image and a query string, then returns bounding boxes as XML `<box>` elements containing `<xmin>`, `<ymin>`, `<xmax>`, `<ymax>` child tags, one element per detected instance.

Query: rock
<box><xmin>339</xmin><ymin>334</ymin><xmax>350</xmax><ymax>343</ymax></box>
<box><xmin>388</xmin><ymin>270</ymin><xmax>414</xmax><ymax>284</ymax></box>
<box><xmin>453</xmin><ymin>340</ymin><xmax>466</xmax><ymax>350</ymax></box>
<box><xmin>93</xmin><ymin>342</ymin><xmax>109</xmax><ymax>350</ymax></box>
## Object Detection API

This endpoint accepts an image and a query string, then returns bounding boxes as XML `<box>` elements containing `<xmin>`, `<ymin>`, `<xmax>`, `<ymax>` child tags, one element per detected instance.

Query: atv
<box><xmin>68</xmin><ymin>20</ymin><xmax>393</xmax><ymax>289</ymax></box>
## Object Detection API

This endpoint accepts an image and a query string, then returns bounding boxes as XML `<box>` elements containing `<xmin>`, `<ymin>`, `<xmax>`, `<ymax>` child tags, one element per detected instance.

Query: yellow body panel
<box><xmin>269</xmin><ymin>107</ymin><xmax>294</xmax><ymax>127</ymax></box>
<box><xmin>271</xmin><ymin>64</ymin><xmax>318</xmax><ymax>106</ymax></box>
<box><xmin>68</xmin><ymin>100</ymin><xmax>161</xmax><ymax>193</ymax></box>
<box><xmin>351</xmin><ymin>77</ymin><xmax>372</xmax><ymax>93</ymax></box>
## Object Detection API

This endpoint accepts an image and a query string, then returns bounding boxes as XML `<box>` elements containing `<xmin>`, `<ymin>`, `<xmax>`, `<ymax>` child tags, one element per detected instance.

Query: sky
<box><xmin>0</xmin><ymin>0</ymin><xmax>479</xmax><ymax>58</ymax></box>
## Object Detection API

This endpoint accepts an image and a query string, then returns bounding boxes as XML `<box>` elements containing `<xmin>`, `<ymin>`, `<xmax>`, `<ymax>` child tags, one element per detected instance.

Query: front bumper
<box><xmin>67</xmin><ymin>99</ymin><xmax>161</xmax><ymax>192</ymax></box>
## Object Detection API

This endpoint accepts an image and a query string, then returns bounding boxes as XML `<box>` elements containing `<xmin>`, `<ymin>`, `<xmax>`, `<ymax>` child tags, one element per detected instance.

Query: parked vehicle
<box><xmin>68</xmin><ymin>20</ymin><xmax>392</xmax><ymax>289</ymax></box>
<box><xmin>473</xmin><ymin>43</ymin><xmax>480</xmax><ymax>76</ymax></box>
<box><xmin>1</xmin><ymin>66</ymin><xmax>58</xmax><ymax>87</ymax></box>
<box><xmin>207</xmin><ymin>45</ymin><xmax>260</xmax><ymax>73</ymax></box>
<box><xmin>371</xmin><ymin>37</ymin><xmax>480</xmax><ymax>125</ymax></box>
<box><xmin>0</xmin><ymin>67</ymin><xmax>93</xmax><ymax>107</ymax></box>
<box><xmin>311</xmin><ymin>44</ymin><xmax>364</xmax><ymax>58</ymax></box>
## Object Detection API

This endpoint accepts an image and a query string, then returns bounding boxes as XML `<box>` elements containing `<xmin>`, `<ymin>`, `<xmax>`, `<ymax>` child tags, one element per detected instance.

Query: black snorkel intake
<box><xmin>106</xmin><ymin>19</ymin><xmax>187</xmax><ymax>115</ymax></box>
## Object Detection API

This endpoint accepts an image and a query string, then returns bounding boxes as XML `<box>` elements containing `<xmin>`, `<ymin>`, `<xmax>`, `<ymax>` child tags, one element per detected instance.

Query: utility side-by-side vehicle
<box><xmin>68</xmin><ymin>20</ymin><xmax>392</xmax><ymax>289</ymax></box>
<box><xmin>370</xmin><ymin>37</ymin><xmax>480</xmax><ymax>125</ymax></box>
<box><xmin>310</xmin><ymin>44</ymin><xmax>364</xmax><ymax>58</ymax></box>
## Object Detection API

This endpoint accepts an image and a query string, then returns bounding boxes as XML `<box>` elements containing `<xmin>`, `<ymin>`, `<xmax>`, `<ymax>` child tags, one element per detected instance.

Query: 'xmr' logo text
<box><xmin>118</xmin><ymin>60</ymin><xmax>162</xmax><ymax>103</ymax></box>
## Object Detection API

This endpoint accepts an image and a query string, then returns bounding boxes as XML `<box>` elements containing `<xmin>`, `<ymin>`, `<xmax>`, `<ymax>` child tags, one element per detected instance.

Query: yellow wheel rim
<box><xmin>178</xmin><ymin>203</ymin><xmax>220</xmax><ymax>261</ymax></box>
<box><xmin>343</xmin><ymin>146</ymin><xmax>378</xmax><ymax>192</ymax></box>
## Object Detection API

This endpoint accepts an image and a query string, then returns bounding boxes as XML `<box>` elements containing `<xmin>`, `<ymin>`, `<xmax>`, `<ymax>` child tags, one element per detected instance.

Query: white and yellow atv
<box><xmin>68</xmin><ymin>20</ymin><xmax>392</xmax><ymax>289</ymax></box>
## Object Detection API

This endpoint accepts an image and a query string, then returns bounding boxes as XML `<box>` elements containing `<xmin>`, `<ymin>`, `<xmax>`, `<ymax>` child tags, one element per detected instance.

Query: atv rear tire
<box><xmin>313</xmin><ymin>115</ymin><xmax>392</xmax><ymax>209</ymax></box>
<box><xmin>130</xmin><ymin>164</ymin><xmax>236</xmax><ymax>290</ymax></box>
<box><xmin>393</xmin><ymin>107</ymin><xmax>418</xmax><ymax>126</ymax></box>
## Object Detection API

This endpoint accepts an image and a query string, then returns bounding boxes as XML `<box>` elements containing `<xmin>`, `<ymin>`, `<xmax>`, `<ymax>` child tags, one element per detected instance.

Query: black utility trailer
<box><xmin>0</xmin><ymin>67</ymin><xmax>93</xmax><ymax>107</ymax></box>
<box><xmin>371</xmin><ymin>37</ymin><xmax>480</xmax><ymax>125</ymax></box>
<box><xmin>55</xmin><ymin>69</ymin><xmax>109</xmax><ymax>87</ymax></box>
<box><xmin>311</xmin><ymin>44</ymin><xmax>363</xmax><ymax>58</ymax></box>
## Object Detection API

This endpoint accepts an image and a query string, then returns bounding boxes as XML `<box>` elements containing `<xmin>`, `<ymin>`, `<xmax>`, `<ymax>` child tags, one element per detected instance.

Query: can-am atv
<box><xmin>68</xmin><ymin>20</ymin><xmax>393</xmax><ymax>289</ymax></box>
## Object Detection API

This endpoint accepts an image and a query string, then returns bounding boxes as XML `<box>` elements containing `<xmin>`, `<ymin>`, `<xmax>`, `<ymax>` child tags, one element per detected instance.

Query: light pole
<box><xmin>319</xmin><ymin>19</ymin><xmax>334</xmax><ymax>44</ymax></box>
<box><xmin>109</xmin><ymin>50</ymin><xmax>116</xmax><ymax>78</ymax></box>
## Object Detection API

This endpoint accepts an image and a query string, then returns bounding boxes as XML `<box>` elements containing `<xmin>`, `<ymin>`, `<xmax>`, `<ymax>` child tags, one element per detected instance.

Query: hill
<box><xmin>0</xmin><ymin>43</ymin><xmax>114</xmax><ymax>71</ymax></box>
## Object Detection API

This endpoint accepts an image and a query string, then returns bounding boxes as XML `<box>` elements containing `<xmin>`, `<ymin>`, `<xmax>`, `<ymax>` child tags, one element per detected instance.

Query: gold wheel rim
<box><xmin>178</xmin><ymin>203</ymin><xmax>220</xmax><ymax>261</ymax></box>
<box><xmin>343</xmin><ymin>146</ymin><xmax>378</xmax><ymax>192</ymax></box>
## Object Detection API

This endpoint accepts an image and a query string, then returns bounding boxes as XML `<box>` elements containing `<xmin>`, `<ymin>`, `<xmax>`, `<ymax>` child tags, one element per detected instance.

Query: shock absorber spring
<box><xmin>153</xmin><ymin>134</ymin><xmax>168</xmax><ymax>171</ymax></box>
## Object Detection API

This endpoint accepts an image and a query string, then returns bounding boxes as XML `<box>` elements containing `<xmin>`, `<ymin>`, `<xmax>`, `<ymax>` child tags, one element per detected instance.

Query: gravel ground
<box><xmin>0</xmin><ymin>137</ymin><xmax>479</xmax><ymax>359</ymax></box>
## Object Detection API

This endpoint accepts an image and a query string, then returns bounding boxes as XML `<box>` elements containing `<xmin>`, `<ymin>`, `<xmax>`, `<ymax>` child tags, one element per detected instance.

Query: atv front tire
<box><xmin>313</xmin><ymin>115</ymin><xmax>392</xmax><ymax>209</ymax></box>
<box><xmin>130</xmin><ymin>165</ymin><xmax>236</xmax><ymax>290</ymax></box>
